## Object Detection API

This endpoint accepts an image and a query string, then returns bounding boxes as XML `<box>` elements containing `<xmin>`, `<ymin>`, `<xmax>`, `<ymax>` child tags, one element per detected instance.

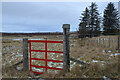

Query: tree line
<box><xmin>78</xmin><ymin>2</ymin><xmax>120</xmax><ymax>38</ymax></box>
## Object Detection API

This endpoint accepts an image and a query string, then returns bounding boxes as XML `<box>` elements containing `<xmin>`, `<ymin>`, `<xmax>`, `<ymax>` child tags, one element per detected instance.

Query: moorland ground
<box><xmin>1</xmin><ymin>34</ymin><xmax>119</xmax><ymax>78</ymax></box>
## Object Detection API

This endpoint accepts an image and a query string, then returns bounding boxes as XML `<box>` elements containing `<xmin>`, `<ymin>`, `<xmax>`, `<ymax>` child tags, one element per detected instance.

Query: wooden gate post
<box><xmin>62</xmin><ymin>24</ymin><xmax>70</xmax><ymax>72</ymax></box>
<box><xmin>23</xmin><ymin>38</ymin><xmax>29</xmax><ymax>71</ymax></box>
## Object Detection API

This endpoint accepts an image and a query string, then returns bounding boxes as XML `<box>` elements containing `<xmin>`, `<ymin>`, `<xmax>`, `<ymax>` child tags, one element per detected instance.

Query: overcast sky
<box><xmin>2</xmin><ymin>2</ymin><xmax>118</xmax><ymax>33</ymax></box>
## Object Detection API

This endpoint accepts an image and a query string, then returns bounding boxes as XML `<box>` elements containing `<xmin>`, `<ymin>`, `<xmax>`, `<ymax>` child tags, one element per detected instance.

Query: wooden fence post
<box><xmin>62</xmin><ymin>24</ymin><xmax>70</xmax><ymax>72</ymax></box>
<box><xmin>112</xmin><ymin>38</ymin><xmax>113</xmax><ymax>48</ymax></box>
<box><xmin>103</xmin><ymin>38</ymin><xmax>104</xmax><ymax>47</ymax></box>
<box><xmin>106</xmin><ymin>39</ymin><xmax>108</xmax><ymax>48</ymax></box>
<box><xmin>23</xmin><ymin>38</ymin><xmax>29</xmax><ymax>71</ymax></box>
<box><xmin>98</xmin><ymin>38</ymin><xmax>100</xmax><ymax>46</ymax></box>
<box><xmin>109</xmin><ymin>38</ymin><xmax>111</xmax><ymax>48</ymax></box>
<box><xmin>117</xmin><ymin>36</ymin><xmax>120</xmax><ymax>50</ymax></box>
<box><xmin>97</xmin><ymin>38</ymin><xmax>99</xmax><ymax>46</ymax></box>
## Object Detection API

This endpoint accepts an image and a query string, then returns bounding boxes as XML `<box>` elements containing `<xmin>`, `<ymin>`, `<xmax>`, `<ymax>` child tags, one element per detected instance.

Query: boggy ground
<box><xmin>1</xmin><ymin>35</ymin><xmax>119</xmax><ymax>79</ymax></box>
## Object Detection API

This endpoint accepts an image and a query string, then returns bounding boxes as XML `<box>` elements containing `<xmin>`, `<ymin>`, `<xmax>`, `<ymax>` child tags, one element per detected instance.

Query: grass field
<box><xmin>2</xmin><ymin>35</ymin><xmax>119</xmax><ymax>78</ymax></box>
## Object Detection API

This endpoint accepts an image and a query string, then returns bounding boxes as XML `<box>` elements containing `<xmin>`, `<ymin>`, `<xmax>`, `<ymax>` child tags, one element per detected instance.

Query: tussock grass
<box><xmin>2</xmin><ymin>65</ymin><xmax>35</xmax><ymax>78</ymax></box>
<box><xmin>2</xmin><ymin>35</ymin><xmax>119</xmax><ymax>78</ymax></box>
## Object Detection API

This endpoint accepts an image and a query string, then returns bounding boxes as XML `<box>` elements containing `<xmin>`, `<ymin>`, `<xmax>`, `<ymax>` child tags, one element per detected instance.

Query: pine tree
<box><xmin>78</xmin><ymin>7</ymin><xmax>90</xmax><ymax>38</ymax></box>
<box><xmin>103</xmin><ymin>2</ymin><xmax>119</xmax><ymax>35</ymax></box>
<box><xmin>89</xmin><ymin>2</ymin><xmax>101</xmax><ymax>37</ymax></box>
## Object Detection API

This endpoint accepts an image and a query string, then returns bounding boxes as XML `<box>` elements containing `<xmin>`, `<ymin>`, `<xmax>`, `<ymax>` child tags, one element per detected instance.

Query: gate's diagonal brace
<box><xmin>13</xmin><ymin>60</ymin><xmax>23</xmax><ymax>66</ymax></box>
<box><xmin>70</xmin><ymin>58</ymin><xmax>90</xmax><ymax>65</ymax></box>
<box><xmin>5</xmin><ymin>60</ymin><xmax>24</xmax><ymax>70</ymax></box>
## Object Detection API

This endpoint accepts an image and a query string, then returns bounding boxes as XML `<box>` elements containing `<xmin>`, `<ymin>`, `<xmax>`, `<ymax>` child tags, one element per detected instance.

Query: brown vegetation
<box><xmin>2</xmin><ymin>35</ymin><xmax>119</xmax><ymax>78</ymax></box>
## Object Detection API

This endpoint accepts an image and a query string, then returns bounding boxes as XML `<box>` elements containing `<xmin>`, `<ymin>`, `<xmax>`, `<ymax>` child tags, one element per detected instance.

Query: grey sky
<box><xmin>2</xmin><ymin>2</ymin><xmax>118</xmax><ymax>33</ymax></box>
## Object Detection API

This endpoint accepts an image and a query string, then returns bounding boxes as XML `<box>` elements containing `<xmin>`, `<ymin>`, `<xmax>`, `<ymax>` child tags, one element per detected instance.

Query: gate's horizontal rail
<box><xmin>31</xmin><ymin>58</ymin><xmax>63</xmax><ymax>63</ymax></box>
<box><xmin>28</xmin><ymin>40</ymin><xmax>63</xmax><ymax>43</ymax></box>
<box><xmin>31</xmin><ymin>65</ymin><xmax>62</xmax><ymax>70</ymax></box>
<box><xmin>29</xmin><ymin>39</ymin><xmax>63</xmax><ymax>74</ymax></box>
<box><xmin>31</xmin><ymin>71</ymin><xmax>44</xmax><ymax>74</ymax></box>
<box><xmin>31</xmin><ymin>50</ymin><xmax>63</xmax><ymax>53</ymax></box>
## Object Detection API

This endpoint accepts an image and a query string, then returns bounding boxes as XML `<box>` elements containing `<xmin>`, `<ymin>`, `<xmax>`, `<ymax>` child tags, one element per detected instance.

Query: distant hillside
<box><xmin>1</xmin><ymin>31</ymin><xmax>78</xmax><ymax>37</ymax></box>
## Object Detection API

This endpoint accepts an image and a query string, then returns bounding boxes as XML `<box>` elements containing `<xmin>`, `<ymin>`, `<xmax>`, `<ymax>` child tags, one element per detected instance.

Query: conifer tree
<box><xmin>89</xmin><ymin>2</ymin><xmax>101</xmax><ymax>37</ymax></box>
<box><xmin>78</xmin><ymin>7</ymin><xmax>90</xmax><ymax>38</ymax></box>
<box><xmin>103</xmin><ymin>2</ymin><xmax>119</xmax><ymax>35</ymax></box>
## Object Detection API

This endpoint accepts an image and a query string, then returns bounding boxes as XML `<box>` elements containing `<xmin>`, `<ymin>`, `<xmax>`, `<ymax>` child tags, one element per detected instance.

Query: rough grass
<box><xmin>2</xmin><ymin>66</ymin><xmax>35</xmax><ymax>78</ymax></box>
<box><xmin>2</xmin><ymin>35</ymin><xmax>119</xmax><ymax>78</ymax></box>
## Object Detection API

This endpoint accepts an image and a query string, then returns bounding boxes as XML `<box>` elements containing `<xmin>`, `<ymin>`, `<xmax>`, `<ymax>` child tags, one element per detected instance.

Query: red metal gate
<box><xmin>28</xmin><ymin>40</ymin><xmax>63</xmax><ymax>74</ymax></box>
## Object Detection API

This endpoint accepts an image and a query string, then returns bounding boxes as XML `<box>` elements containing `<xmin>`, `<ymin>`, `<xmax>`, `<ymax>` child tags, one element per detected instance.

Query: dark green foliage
<box><xmin>78</xmin><ymin>7</ymin><xmax>90</xmax><ymax>38</ymax></box>
<box><xmin>88</xmin><ymin>2</ymin><xmax>101</xmax><ymax>37</ymax></box>
<box><xmin>78</xmin><ymin>2</ymin><xmax>101</xmax><ymax>38</ymax></box>
<box><xmin>103</xmin><ymin>2</ymin><xmax>120</xmax><ymax>35</ymax></box>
